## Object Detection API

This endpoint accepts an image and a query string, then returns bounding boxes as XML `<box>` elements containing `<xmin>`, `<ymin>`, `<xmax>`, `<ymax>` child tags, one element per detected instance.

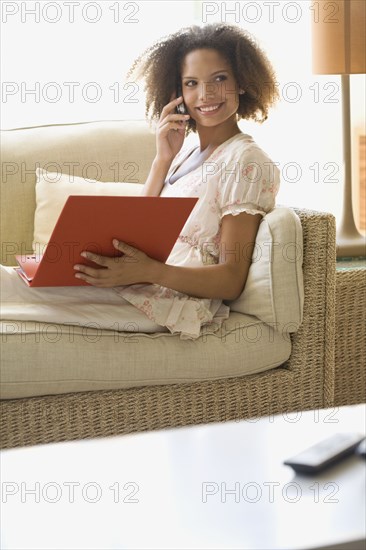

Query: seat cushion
<box><xmin>224</xmin><ymin>206</ymin><xmax>304</xmax><ymax>333</ymax></box>
<box><xmin>0</xmin><ymin>312</ymin><xmax>291</xmax><ymax>399</ymax></box>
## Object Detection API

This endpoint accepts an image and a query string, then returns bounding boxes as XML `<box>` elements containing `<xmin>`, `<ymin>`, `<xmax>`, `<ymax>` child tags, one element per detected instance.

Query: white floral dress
<box><xmin>113</xmin><ymin>132</ymin><xmax>280</xmax><ymax>340</ymax></box>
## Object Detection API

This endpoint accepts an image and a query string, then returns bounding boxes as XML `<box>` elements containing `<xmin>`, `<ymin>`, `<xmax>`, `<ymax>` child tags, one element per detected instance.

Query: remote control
<box><xmin>283</xmin><ymin>432</ymin><xmax>366</xmax><ymax>474</ymax></box>
<box><xmin>355</xmin><ymin>438</ymin><xmax>366</xmax><ymax>458</ymax></box>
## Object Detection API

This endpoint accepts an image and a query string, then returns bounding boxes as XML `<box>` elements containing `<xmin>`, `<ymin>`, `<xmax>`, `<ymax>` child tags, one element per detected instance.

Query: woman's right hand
<box><xmin>155</xmin><ymin>93</ymin><xmax>190</xmax><ymax>162</ymax></box>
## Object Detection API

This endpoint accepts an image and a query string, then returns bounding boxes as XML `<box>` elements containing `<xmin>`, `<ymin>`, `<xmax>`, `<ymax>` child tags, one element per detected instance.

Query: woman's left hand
<box><xmin>73</xmin><ymin>239</ymin><xmax>158</xmax><ymax>287</ymax></box>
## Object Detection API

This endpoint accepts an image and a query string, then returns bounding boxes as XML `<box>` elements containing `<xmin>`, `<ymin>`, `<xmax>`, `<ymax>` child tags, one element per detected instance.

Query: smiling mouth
<box><xmin>197</xmin><ymin>103</ymin><xmax>223</xmax><ymax>113</ymax></box>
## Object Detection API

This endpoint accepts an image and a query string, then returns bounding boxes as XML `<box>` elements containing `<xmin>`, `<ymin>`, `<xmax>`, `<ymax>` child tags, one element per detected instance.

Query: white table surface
<box><xmin>1</xmin><ymin>404</ymin><xmax>365</xmax><ymax>550</ymax></box>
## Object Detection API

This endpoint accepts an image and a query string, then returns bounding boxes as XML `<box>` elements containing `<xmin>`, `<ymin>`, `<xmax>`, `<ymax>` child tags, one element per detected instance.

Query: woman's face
<box><xmin>180</xmin><ymin>48</ymin><xmax>240</xmax><ymax>129</ymax></box>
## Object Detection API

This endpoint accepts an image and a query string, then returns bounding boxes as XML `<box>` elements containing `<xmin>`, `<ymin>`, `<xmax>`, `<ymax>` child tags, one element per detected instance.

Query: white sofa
<box><xmin>0</xmin><ymin>120</ymin><xmax>336</xmax><ymax>448</ymax></box>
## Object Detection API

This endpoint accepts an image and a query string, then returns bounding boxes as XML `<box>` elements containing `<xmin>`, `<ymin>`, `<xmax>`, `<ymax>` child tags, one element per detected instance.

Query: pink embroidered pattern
<box><xmin>136</xmin><ymin>299</ymin><xmax>157</xmax><ymax>322</ymax></box>
<box><xmin>178</xmin><ymin>222</ymin><xmax>202</xmax><ymax>249</ymax></box>
<box><xmin>241</xmin><ymin>164</ymin><xmax>254</xmax><ymax>178</ymax></box>
<box><xmin>159</xmin><ymin>287</ymin><xmax>176</xmax><ymax>299</ymax></box>
<box><xmin>208</xmin><ymin>188</ymin><xmax>221</xmax><ymax>213</ymax></box>
<box><xmin>178</xmin><ymin>234</ymin><xmax>200</xmax><ymax>248</ymax></box>
<box><xmin>260</xmin><ymin>179</ymin><xmax>279</xmax><ymax>194</ymax></box>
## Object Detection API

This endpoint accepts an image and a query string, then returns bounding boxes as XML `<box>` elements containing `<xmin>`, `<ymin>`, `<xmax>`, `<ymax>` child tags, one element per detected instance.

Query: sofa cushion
<box><xmin>224</xmin><ymin>207</ymin><xmax>304</xmax><ymax>333</ymax></box>
<box><xmin>0</xmin><ymin>120</ymin><xmax>156</xmax><ymax>266</ymax></box>
<box><xmin>0</xmin><ymin>312</ymin><xmax>291</xmax><ymax>399</ymax></box>
<box><xmin>33</xmin><ymin>167</ymin><xmax>144</xmax><ymax>252</ymax></box>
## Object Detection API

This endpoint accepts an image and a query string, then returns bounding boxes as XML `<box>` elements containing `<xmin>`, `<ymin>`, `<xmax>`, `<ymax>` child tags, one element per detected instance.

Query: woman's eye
<box><xmin>184</xmin><ymin>76</ymin><xmax>227</xmax><ymax>87</ymax></box>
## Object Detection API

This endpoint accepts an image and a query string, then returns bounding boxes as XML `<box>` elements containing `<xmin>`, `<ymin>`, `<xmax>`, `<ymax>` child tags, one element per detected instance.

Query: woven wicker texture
<box><xmin>0</xmin><ymin>208</ymin><xmax>336</xmax><ymax>449</ymax></box>
<box><xmin>334</xmin><ymin>268</ymin><xmax>366</xmax><ymax>406</ymax></box>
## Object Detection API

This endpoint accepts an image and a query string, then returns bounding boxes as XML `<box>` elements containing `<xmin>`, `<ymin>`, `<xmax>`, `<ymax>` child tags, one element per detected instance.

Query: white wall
<box><xmin>1</xmin><ymin>0</ymin><xmax>365</xmax><ymax>230</ymax></box>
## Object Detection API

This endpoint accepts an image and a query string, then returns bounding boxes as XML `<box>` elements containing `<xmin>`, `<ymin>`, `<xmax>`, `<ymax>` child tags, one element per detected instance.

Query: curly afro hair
<box><xmin>126</xmin><ymin>23</ymin><xmax>279</xmax><ymax>134</ymax></box>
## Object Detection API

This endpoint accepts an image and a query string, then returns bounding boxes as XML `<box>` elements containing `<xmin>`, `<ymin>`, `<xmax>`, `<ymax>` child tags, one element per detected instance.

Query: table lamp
<box><xmin>311</xmin><ymin>0</ymin><xmax>366</xmax><ymax>258</ymax></box>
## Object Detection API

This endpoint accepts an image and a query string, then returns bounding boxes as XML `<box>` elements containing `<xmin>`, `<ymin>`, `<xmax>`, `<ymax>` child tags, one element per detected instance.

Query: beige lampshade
<box><xmin>311</xmin><ymin>0</ymin><xmax>366</xmax><ymax>74</ymax></box>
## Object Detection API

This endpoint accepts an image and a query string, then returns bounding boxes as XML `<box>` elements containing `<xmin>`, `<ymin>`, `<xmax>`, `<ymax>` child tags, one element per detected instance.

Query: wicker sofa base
<box><xmin>1</xmin><ymin>364</ymin><xmax>331</xmax><ymax>449</ymax></box>
<box><xmin>334</xmin><ymin>268</ymin><xmax>366</xmax><ymax>406</ymax></box>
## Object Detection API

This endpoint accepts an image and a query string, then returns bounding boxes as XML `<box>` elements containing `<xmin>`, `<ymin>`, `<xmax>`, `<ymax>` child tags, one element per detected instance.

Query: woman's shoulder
<box><xmin>225</xmin><ymin>133</ymin><xmax>273</xmax><ymax>160</ymax></box>
<box><xmin>223</xmin><ymin>133</ymin><xmax>279</xmax><ymax>175</ymax></box>
<box><xmin>219</xmin><ymin>133</ymin><xmax>280</xmax><ymax>189</ymax></box>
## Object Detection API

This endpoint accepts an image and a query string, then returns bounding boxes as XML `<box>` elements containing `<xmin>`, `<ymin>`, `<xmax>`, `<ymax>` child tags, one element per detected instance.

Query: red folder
<box><xmin>14</xmin><ymin>195</ymin><xmax>198</xmax><ymax>287</ymax></box>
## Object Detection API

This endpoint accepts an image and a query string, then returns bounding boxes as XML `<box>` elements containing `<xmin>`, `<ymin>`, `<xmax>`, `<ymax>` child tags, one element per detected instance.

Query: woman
<box><xmin>1</xmin><ymin>23</ymin><xmax>280</xmax><ymax>340</ymax></box>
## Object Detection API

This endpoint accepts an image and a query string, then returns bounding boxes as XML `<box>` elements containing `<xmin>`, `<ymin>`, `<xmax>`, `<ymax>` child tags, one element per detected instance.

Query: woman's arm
<box><xmin>74</xmin><ymin>209</ymin><xmax>261</xmax><ymax>297</ymax></box>
<box><xmin>150</xmin><ymin>211</ymin><xmax>262</xmax><ymax>300</ymax></box>
<box><xmin>150</xmin><ymin>262</ymin><xmax>240</xmax><ymax>301</ymax></box>
<box><xmin>141</xmin><ymin>96</ymin><xmax>190</xmax><ymax>196</ymax></box>
<box><xmin>140</xmin><ymin>156</ymin><xmax>172</xmax><ymax>197</ymax></box>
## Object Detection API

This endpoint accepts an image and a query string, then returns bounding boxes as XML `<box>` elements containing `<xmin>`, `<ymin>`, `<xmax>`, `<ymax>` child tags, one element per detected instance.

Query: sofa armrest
<box><xmin>282</xmin><ymin>207</ymin><xmax>336</xmax><ymax>408</ymax></box>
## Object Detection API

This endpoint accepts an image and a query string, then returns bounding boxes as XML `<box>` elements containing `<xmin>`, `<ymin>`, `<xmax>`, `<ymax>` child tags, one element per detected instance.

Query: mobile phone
<box><xmin>175</xmin><ymin>83</ymin><xmax>187</xmax><ymax>115</ymax></box>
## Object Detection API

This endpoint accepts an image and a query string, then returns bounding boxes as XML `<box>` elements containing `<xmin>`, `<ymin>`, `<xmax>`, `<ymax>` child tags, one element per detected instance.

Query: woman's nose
<box><xmin>199</xmin><ymin>81</ymin><xmax>218</xmax><ymax>103</ymax></box>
